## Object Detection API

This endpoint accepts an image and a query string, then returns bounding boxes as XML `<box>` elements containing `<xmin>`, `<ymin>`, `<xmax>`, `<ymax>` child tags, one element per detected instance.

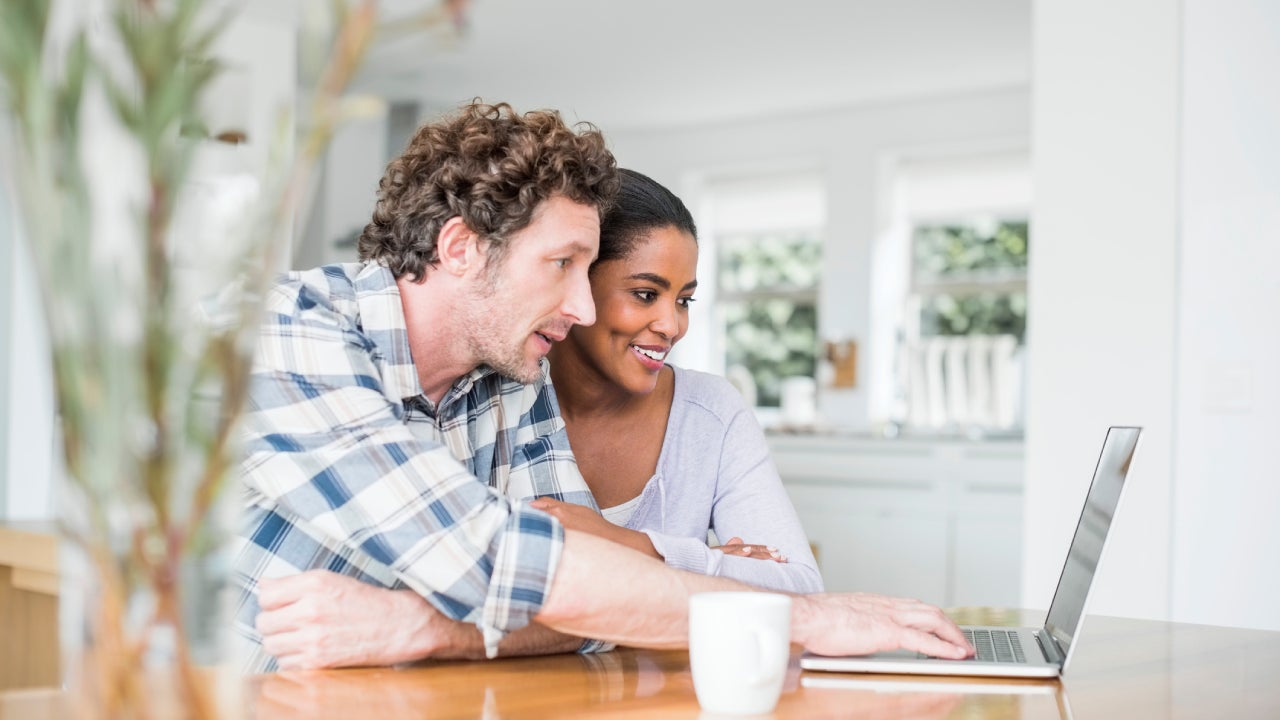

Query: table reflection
<box><xmin>247</xmin><ymin>648</ymin><xmax>687</xmax><ymax>719</ymax></box>
<box><xmin>797</xmin><ymin>672</ymin><xmax>1071</xmax><ymax>720</ymax></box>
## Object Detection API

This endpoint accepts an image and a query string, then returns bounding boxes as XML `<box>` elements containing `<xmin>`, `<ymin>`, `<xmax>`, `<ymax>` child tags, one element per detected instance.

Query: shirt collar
<box><xmin>353</xmin><ymin>261</ymin><xmax>499</xmax><ymax>404</ymax></box>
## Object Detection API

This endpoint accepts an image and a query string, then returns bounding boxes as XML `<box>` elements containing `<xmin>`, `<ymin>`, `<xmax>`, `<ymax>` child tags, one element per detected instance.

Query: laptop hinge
<box><xmin>1035</xmin><ymin>629</ymin><xmax>1067</xmax><ymax>666</ymax></box>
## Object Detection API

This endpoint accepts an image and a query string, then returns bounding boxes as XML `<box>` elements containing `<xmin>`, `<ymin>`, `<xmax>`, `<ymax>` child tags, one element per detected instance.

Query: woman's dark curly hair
<box><xmin>358</xmin><ymin>101</ymin><xmax>620</xmax><ymax>279</ymax></box>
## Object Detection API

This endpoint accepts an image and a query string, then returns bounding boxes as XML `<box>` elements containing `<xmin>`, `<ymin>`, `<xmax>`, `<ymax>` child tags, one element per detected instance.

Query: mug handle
<box><xmin>747</xmin><ymin>627</ymin><xmax>788</xmax><ymax>686</ymax></box>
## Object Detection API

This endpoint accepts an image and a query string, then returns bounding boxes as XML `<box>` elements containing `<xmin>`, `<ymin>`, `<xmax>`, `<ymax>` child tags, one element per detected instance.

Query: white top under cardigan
<box><xmin>593</xmin><ymin>366</ymin><xmax>823</xmax><ymax>594</ymax></box>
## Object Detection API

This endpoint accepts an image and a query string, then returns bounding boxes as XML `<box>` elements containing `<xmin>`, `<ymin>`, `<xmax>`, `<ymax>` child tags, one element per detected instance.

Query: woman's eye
<box><xmin>554</xmin><ymin>258</ymin><xmax>570</xmax><ymax>269</ymax></box>
<box><xmin>633</xmin><ymin>291</ymin><xmax>656</xmax><ymax>303</ymax></box>
<box><xmin>678</xmin><ymin>297</ymin><xmax>696</xmax><ymax>308</ymax></box>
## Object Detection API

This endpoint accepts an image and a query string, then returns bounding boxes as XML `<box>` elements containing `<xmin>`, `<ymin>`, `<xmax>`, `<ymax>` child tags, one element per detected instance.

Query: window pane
<box><xmin>919</xmin><ymin>292</ymin><xmax>1027</xmax><ymax>341</ymax></box>
<box><xmin>723</xmin><ymin>300</ymin><xmax>817</xmax><ymax>407</ymax></box>
<box><xmin>718</xmin><ymin>231</ymin><xmax>822</xmax><ymax>293</ymax></box>
<box><xmin>913</xmin><ymin>220</ymin><xmax>1028</xmax><ymax>281</ymax></box>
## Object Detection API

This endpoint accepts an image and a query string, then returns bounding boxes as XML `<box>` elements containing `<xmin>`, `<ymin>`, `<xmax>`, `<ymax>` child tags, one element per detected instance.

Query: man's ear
<box><xmin>436</xmin><ymin>216</ymin><xmax>481</xmax><ymax>277</ymax></box>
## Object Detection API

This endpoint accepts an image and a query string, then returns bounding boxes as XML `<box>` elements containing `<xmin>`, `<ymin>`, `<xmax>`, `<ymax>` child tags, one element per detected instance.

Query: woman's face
<box><xmin>565</xmin><ymin>225</ymin><xmax>698</xmax><ymax>396</ymax></box>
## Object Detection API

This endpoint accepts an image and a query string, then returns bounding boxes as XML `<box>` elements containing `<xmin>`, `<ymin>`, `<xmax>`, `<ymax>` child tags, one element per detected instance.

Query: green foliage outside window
<box><xmin>920</xmin><ymin>292</ymin><xmax>1027</xmax><ymax>338</ymax></box>
<box><xmin>719</xmin><ymin>231</ymin><xmax>821</xmax><ymax>407</ymax></box>
<box><xmin>913</xmin><ymin>221</ymin><xmax>1029</xmax><ymax>341</ymax></box>
<box><xmin>913</xmin><ymin>221</ymin><xmax>1028</xmax><ymax>277</ymax></box>
<box><xmin>723</xmin><ymin>300</ymin><xmax>817</xmax><ymax>407</ymax></box>
<box><xmin>719</xmin><ymin>231</ymin><xmax>822</xmax><ymax>292</ymax></box>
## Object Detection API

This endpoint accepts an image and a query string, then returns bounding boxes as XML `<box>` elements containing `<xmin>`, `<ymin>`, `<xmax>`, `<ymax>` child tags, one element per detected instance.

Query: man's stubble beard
<box><xmin>458</xmin><ymin>261</ymin><xmax>544</xmax><ymax>385</ymax></box>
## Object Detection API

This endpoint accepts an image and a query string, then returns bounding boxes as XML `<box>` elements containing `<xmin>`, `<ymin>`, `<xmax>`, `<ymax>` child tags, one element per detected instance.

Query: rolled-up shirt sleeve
<box><xmin>240</xmin><ymin>280</ymin><xmax>564</xmax><ymax>657</ymax></box>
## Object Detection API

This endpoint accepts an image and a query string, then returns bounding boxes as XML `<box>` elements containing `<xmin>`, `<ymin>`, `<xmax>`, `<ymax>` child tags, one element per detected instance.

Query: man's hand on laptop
<box><xmin>792</xmin><ymin>593</ymin><xmax>975</xmax><ymax>659</ymax></box>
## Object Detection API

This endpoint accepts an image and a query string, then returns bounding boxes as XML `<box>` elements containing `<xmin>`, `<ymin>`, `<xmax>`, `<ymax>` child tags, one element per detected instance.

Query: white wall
<box><xmin>2</xmin><ymin>239</ymin><xmax>57</xmax><ymax>520</ymax></box>
<box><xmin>1023</xmin><ymin>0</ymin><xmax>1180</xmax><ymax>621</ymax></box>
<box><xmin>1026</xmin><ymin>0</ymin><xmax>1280</xmax><ymax>632</ymax></box>
<box><xmin>1</xmin><ymin>77</ymin><xmax>59</xmax><ymax>520</ymax></box>
<box><xmin>1172</xmin><ymin>0</ymin><xmax>1280</xmax><ymax>631</ymax></box>
<box><xmin>313</xmin><ymin>113</ymin><xmax>388</xmax><ymax>266</ymax></box>
<box><xmin>608</xmin><ymin>88</ymin><xmax>1030</xmax><ymax>430</ymax></box>
<box><xmin>0</xmin><ymin>125</ymin><xmax>13</xmax><ymax>518</ymax></box>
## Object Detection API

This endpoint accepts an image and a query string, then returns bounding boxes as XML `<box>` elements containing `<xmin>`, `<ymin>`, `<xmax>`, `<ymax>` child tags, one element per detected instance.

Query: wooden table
<box><xmin>3</xmin><ymin>609</ymin><xmax>1279</xmax><ymax>718</ymax></box>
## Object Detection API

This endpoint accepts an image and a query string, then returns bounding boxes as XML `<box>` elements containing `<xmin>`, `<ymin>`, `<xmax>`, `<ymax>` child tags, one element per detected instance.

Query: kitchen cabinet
<box><xmin>769</xmin><ymin>434</ymin><xmax>1024</xmax><ymax>608</ymax></box>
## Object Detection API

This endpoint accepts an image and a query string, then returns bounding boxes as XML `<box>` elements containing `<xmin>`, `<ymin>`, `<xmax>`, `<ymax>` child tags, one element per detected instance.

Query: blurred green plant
<box><xmin>0</xmin><ymin>1</ymin><xmax>391</xmax><ymax>717</ymax></box>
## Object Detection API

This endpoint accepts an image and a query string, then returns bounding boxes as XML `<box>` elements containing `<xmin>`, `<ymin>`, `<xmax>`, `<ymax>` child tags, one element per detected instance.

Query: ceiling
<box><xmin>357</xmin><ymin>0</ymin><xmax>1031</xmax><ymax>131</ymax></box>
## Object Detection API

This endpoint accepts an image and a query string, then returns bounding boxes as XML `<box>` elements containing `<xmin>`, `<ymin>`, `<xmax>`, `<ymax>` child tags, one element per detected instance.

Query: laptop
<box><xmin>801</xmin><ymin>426</ymin><xmax>1143</xmax><ymax>679</ymax></box>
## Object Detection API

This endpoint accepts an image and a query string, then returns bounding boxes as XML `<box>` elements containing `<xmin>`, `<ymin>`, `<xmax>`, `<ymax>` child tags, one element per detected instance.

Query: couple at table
<box><xmin>235</xmin><ymin>101</ymin><xmax>973</xmax><ymax>671</ymax></box>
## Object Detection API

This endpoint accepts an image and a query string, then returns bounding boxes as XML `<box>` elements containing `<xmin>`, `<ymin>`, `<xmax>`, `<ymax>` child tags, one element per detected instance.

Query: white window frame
<box><xmin>904</xmin><ymin>212</ymin><xmax>1030</xmax><ymax>344</ymax></box>
<box><xmin>696</xmin><ymin>172</ymin><xmax>826</xmax><ymax>413</ymax></box>
<box><xmin>868</xmin><ymin>144</ymin><xmax>1031</xmax><ymax>428</ymax></box>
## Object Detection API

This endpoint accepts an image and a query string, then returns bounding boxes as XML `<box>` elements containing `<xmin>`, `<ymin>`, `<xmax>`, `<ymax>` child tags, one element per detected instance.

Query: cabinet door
<box><xmin>951</xmin><ymin>484</ymin><xmax>1024</xmax><ymax>607</ymax></box>
<box><xmin>787</xmin><ymin>483</ymin><xmax>949</xmax><ymax>604</ymax></box>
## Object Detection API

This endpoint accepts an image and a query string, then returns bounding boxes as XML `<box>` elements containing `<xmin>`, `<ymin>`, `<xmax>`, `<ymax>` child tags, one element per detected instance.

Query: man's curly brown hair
<box><xmin>357</xmin><ymin>101</ymin><xmax>619</xmax><ymax>280</ymax></box>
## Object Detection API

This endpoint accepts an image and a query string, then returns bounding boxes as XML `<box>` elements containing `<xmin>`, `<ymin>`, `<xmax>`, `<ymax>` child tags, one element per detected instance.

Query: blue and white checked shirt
<box><xmin>232</xmin><ymin>261</ymin><xmax>601</xmax><ymax>672</ymax></box>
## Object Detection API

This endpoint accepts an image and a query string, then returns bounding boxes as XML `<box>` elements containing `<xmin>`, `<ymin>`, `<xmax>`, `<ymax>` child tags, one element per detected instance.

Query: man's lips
<box><xmin>534</xmin><ymin>325</ymin><xmax>572</xmax><ymax>345</ymax></box>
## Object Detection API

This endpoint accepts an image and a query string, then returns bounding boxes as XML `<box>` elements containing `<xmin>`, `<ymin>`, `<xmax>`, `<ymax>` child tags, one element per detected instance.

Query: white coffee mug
<box><xmin>689</xmin><ymin>592</ymin><xmax>792</xmax><ymax>715</ymax></box>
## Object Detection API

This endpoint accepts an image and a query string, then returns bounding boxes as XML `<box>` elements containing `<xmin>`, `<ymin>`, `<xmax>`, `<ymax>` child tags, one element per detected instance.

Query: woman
<box><xmin>530</xmin><ymin>169</ymin><xmax>822</xmax><ymax>593</ymax></box>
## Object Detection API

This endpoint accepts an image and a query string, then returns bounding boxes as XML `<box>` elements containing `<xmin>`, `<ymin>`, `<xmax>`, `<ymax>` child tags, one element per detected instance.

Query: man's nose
<box><xmin>564</xmin><ymin>269</ymin><xmax>596</xmax><ymax>327</ymax></box>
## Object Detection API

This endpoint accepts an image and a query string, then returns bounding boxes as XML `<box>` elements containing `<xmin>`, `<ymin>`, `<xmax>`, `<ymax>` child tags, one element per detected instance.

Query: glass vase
<box><xmin>58</xmin><ymin>471</ymin><xmax>240</xmax><ymax>720</ymax></box>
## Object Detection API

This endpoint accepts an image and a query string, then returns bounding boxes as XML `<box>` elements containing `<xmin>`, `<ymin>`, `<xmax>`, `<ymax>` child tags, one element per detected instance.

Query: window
<box><xmin>701</xmin><ymin>174</ymin><xmax>825</xmax><ymax>409</ymax></box>
<box><xmin>873</xmin><ymin>149</ymin><xmax>1031</xmax><ymax>432</ymax></box>
<box><xmin>718</xmin><ymin>229</ymin><xmax>822</xmax><ymax>407</ymax></box>
<box><xmin>911</xmin><ymin>219</ymin><xmax>1028</xmax><ymax>342</ymax></box>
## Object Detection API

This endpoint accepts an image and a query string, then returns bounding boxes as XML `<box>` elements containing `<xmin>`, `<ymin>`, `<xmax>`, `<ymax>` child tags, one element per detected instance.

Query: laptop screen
<box><xmin>1043</xmin><ymin>427</ymin><xmax>1142</xmax><ymax>657</ymax></box>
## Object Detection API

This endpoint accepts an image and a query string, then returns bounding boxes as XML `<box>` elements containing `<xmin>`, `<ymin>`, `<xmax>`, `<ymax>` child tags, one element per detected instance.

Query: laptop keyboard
<box><xmin>963</xmin><ymin>628</ymin><xmax>1027</xmax><ymax>663</ymax></box>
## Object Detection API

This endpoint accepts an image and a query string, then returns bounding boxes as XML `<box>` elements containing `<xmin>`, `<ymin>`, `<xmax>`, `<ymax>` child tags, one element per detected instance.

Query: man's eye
<box><xmin>554</xmin><ymin>258</ymin><xmax>570</xmax><ymax>269</ymax></box>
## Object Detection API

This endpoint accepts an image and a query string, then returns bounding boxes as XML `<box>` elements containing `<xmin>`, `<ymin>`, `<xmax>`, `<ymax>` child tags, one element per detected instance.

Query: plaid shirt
<box><xmin>232</xmin><ymin>262</ymin><xmax>601</xmax><ymax>672</ymax></box>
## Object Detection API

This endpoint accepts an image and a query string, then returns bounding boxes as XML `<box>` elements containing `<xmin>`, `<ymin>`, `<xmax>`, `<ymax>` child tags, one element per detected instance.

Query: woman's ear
<box><xmin>435</xmin><ymin>216</ymin><xmax>480</xmax><ymax>277</ymax></box>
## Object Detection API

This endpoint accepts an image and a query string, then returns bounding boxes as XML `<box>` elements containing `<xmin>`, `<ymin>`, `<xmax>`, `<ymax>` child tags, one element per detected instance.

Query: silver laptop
<box><xmin>801</xmin><ymin>426</ymin><xmax>1143</xmax><ymax>679</ymax></box>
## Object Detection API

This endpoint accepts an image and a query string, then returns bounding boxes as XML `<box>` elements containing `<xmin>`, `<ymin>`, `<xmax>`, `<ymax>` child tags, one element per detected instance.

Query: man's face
<box><xmin>458</xmin><ymin>195</ymin><xmax>599</xmax><ymax>383</ymax></box>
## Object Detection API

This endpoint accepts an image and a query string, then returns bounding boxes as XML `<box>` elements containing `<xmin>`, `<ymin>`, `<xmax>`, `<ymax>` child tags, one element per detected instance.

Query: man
<box><xmin>236</xmin><ymin>102</ymin><xmax>972</xmax><ymax>672</ymax></box>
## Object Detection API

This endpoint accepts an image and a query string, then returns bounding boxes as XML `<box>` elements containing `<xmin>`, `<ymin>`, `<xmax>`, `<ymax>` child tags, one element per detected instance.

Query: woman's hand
<box><xmin>714</xmin><ymin>536</ymin><xmax>787</xmax><ymax>563</ymax></box>
<box><xmin>528</xmin><ymin>497</ymin><xmax>661</xmax><ymax>559</ymax></box>
<box><xmin>528</xmin><ymin>496</ymin><xmax>615</xmax><ymax>537</ymax></box>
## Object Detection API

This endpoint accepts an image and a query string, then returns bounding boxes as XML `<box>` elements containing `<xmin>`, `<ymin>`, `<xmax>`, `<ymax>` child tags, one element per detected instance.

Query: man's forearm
<box><xmin>535</xmin><ymin>529</ymin><xmax>749</xmax><ymax>647</ymax></box>
<box><xmin>413</xmin><ymin>618</ymin><xmax>586</xmax><ymax>660</ymax></box>
<box><xmin>403</xmin><ymin>598</ymin><xmax>589</xmax><ymax>660</ymax></box>
<box><xmin>532</xmin><ymin>530</ymin><xmax>973</xmax><ymax>661</ymax></box>
<box><xmin>497</xmin><ymin>622</ymin><xmax>588</xmax><ymax>656</ymax></box>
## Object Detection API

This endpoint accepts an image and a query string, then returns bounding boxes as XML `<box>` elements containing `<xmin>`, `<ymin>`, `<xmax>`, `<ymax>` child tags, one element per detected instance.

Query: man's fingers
<box><xmin>274</xmin><ymin>652</ymin><xmax>317</xmax><ymax>671</ymax></box>
<box><xmin>261</xmin><ymin>628</ymin><xmax>306</xmax><ymax>661</ymax></box>
<box><xmin>256</xmin><ymin>605</ymin><xmax>304</xmax><ymax>636</ymax></box>
<box><xmin>256</xmin><ymin>573</ymin><xmax>317</xmax><ymax>611</ymax></box>
<box><xmin>894</xmin><ymin>604</ymin><xmax>971</xmax><ymax>652</ymax></box>
<box><xmin>898</xmin><ymin>627</ymin><xmax>972</xmax><ymax>660</ymax></box>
